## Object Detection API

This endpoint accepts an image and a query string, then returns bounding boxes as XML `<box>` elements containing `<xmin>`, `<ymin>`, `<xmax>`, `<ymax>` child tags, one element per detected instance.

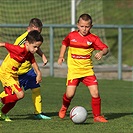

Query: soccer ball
<box><xmin>70</xmin><ymin>106</ymin><xmax>88</xmax><ymax>124</ymax></box>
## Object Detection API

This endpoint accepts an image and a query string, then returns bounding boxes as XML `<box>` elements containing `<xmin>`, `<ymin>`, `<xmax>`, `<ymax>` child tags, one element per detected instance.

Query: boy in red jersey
<box><xmin>0</xmin><ymin>18</ymin><xmax>51</xmax><ymax>120</ymax></box>
<box><xmin>58</xmin><ymin>14</ymin><xmax>109</xmax><ymax>122</ymax></box>
<box><xmin>0</xmin><ymin>30</ymin><xmax>43</xmax><ymax>121</ymax></box>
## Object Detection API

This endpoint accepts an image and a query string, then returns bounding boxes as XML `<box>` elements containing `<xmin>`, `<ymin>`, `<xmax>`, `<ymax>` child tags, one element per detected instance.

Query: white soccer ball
<box><xmin>70</xmin><ymin>106</ymin><xmax>88</xmax><ymax>124</ymax></box>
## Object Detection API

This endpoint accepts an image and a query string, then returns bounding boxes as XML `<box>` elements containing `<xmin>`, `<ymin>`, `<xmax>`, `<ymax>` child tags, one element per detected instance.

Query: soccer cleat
<box><xmin>94</xmin><ymin>115</ymin><xmax>108</xmax><ymax>123</ymax></box>
<box><xmin>34</xmin><ymin>112</ymin><xmax>51</xmax><ymax>120</ymax></box>
<box><xmin>0</xmin><ymin>113</ymin><xmax>12</xmax><ymax>122</ymax></box>
<box><xmin>0</xmin><ymin>101</ymin><xmax>11</xmax><ymax>121</ymax></box>
<box><xmin>59</xmin><ymin>105</ymin><xmax>67</xmax><ymax>119</ymax></box>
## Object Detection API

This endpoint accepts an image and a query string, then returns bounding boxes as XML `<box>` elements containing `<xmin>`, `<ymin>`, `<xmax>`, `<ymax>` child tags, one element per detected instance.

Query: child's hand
<box><xmin>95</xmin><ymin>51</ymin><xmax>103</xmax><ymax>60</ymax></box>
<box><xmin>43</xmin><ymin>59</ymin><xmax>48</xmax><ymax>66</ymax></box>
<box><xmin>58</xmin><ymin>57</ymin><xmax>64</xmax><ymax>65</ymax></box>
<box><xmin>42</xmin><ymin>54</ymin><xmax>48</xmax><ymax>66</ymax></box>
<box><xmin>36</xmin><ymin>72</ymin><xmax>42</xmax><ymax>84</ymax></box>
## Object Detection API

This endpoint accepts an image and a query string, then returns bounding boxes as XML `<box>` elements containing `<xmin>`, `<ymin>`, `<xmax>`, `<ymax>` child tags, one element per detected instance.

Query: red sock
<box><xmin>91</xmin><ymin>96</ymin><xmax>101</xmax><ymax>117</ymax></box>
<box><xmin>62</xmin><ymin>93</ymin><xmax>72</xmax><ymax>108</ymax></box>
<box><xmin>1</xmin><ymin>94</ymin><xmax>18</xmax><ymax>104</ymax></box>
<box><xmin>2</xmin><ymin>102</ymin><xmax>17</xmax><ymax>114</ymax></box>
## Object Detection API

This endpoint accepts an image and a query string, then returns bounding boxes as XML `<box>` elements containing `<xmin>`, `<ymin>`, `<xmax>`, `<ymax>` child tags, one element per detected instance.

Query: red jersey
<box><xmin>62</xmin><ymin>31</ymin><xmax>108</xmax><ymax>80</ymax></box>
<box><xmin>5</xmin><ymin>43</ymin><xmax>35</xmax><ymax>64</ymax></box>
<box><xmin>0</xmin><ymin>43</ymin><xmax>35</xmax><ymax>77</ymax></box>
<box><xmin>0</xmin><ymin>43</ymin><xmax>36</xmax><ymax>88</ymax></box>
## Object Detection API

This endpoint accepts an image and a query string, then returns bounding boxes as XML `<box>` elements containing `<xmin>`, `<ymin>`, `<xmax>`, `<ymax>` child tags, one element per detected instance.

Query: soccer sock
<box><xmin>2</xmin><ymin>102</ymin><xmax>17</xmax><ymax>114</ymax></box>
<box><xmin>62</xmin><ymin>93</ymin><xmax>72</xmax><ymax>108</ymax></box>
<box><xmin>91</xmin><ymin>96</ymin><xmax>101</xmax><ymax>117</ymax></box>
<box><xmin>1</xmin><ymin>94</ymin><xmax>18</xmax><ymax>104</ymax></box>
<box><xmin>32</xmin><ymin>87</ymin><xmax>42</xmax><ymax>114</ymax></box>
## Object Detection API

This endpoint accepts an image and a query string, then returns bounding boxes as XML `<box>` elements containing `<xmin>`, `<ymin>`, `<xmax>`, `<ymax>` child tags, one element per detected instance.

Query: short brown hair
<box><xmin>29</xmin><ymin>18</ymin><xmax>43</xmax><ymax>30</ymax></box>
<box><xmin>78</xmin><ymin>14</ymin><xmax>92</xmax><ymax>24</ymax></box>
<box><xmin>26</xmin><ymin>30</ymin><xmax>43</xmax><ymax>44</ymax></box>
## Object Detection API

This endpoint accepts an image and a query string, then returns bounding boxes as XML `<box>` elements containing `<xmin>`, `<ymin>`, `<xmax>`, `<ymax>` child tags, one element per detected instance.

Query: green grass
<box><xmin>103</xmin><ymin>0</ymin><xmax>133</xmax><ymax>66</ymax></box>
<box><xmin>1</xmin><ymin>77</ymin><xmax>132</xmax><ymax>133</ymax></box>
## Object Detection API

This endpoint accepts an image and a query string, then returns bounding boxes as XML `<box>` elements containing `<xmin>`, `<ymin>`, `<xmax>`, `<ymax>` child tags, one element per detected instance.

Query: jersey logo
<box><xmin>71</xmin><ymin>54</ymin><xmax>90</xmax><ymax>59</ymax></box>
<box><xmin>71</xmin><ymin>39</ymin><xmax>77</xmax><ymax>42</ymax></box>
<box><xmin>12</xmin><ymin>66</ymin><xmax>18</xmax><ymax>71</ymax></box>
<box><xmin>87</xmin><ymin>41</ymin><xmax>92</xmax><ymax>46</ymax></box>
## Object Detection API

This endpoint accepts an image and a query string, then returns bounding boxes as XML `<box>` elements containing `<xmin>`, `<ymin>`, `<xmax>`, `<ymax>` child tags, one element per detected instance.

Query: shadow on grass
<box><xmin>10</xmin><ymin>112</ymin><xmax>132</xmax><ymax>121</ymax></box>
<box><xmin>104</xmin><ymin>112</ymin><xmax>133</xmax><ymax>120</ymax></box>
<box><xmin>9</xmin><ymin>112</ymin><xmax>59</xmax><ymax>120</ymax></box>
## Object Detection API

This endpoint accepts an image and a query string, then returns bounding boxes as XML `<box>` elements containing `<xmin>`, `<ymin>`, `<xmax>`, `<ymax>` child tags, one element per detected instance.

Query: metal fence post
<box><xmin>118</xmin><ymin>27</ymin><xmax>122</xmax><ymax>80</ymax></box>
<box><xmin>49</xmin><ymin>26</ymin><xmax>54</xmax><ymax>76</ymax></box>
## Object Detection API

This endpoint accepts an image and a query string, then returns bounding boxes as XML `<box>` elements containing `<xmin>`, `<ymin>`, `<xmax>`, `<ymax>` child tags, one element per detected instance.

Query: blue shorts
<box><xmin>18</xmin><ymin>68</ymin><xmax>40</xmax><ymax>91</ymax></box>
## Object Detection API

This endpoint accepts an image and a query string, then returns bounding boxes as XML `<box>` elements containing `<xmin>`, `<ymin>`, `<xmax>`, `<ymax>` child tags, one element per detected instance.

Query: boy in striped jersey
<box><xmin>0</xmin><ymin>30</ymin><xmax>43</xmax><ymax>121</ymax></box>
<box><xmin>58</xmin><ymin>14</ymin><xmax>109</xmax><ymax>122</ymax></box>
<box><xmin>0</xmin><ymin>18</ymin><xmax>51</xmax><ymax>120</ymax></box>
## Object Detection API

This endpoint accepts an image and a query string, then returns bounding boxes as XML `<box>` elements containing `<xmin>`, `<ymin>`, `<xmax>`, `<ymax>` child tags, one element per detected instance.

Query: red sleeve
<box><xmin>93</xmin><ymin>37</ymin><xmax>108</xmax><ymax>50</ymax></box>
<box><xmin>27</xmin><ymin>53</ymin><xmax>36</xmax><ymax>64</ymax></box>
<box><xmin>62</xmin><ymin>34</ymin><xmax>70</xmax><ymax>47</ymax></box>
<box><xmin>5</xmin><ymin>42</ymin><xmax>35</xmax><ymax>64</ymax></box>
<box><xmin>5</xmin><ymin>42</ymin><xmax>22</xmax><ymax>54</ymax></box>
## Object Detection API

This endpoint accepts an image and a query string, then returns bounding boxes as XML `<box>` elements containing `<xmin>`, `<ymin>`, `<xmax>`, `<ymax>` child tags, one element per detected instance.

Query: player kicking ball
<box><xmin>58</xmin><ymin>13</ymin><xmax>109</xmax><ymax>123</ymax></box>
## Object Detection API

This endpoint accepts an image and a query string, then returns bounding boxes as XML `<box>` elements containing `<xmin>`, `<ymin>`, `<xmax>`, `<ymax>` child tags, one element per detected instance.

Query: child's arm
<box><xmin>95</xmin><ymin>48</ymin><xmax>109</xmax><ymax>60</ymax></box>
<box><xmin>36</xmin><ymin>47</ymin><xmax>48</xmax><ymax>66</ymax></box>
<box><xmin>32</xmin><ymin>62</ymin><xmax>42</xmax><ymax>84</ymax></box>
<box><xmin>0</xmin><ymin>42</ymin><xmax>6</xmax><ymax>47</ymax></box>
<box><xmin>58</xmin><ymin>45</ymin><xmax>67</xmax><ymax>65</ymax></box>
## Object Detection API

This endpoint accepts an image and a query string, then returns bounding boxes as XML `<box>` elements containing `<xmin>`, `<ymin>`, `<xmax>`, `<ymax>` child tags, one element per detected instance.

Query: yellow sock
<box><xmin>0</xmin><ymin>91</ymin><xmax>8</xmax><ymax>98</ymax></box>
<box><xmin>32</xmin><ymin>87</ymin><xmax>42</xmax><ymax>114</ymax></box>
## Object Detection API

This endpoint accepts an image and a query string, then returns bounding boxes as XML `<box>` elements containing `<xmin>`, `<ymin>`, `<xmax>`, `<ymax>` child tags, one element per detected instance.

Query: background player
<box><xmin>58</xmin><ymin>13</ymin><xmax>109</xmax><ymax>122</ymax></box>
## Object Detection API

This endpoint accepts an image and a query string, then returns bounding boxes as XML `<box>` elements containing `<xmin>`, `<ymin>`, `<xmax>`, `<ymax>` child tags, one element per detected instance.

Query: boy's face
<box><xmin>26</xmin><ymin>41</ymin><xmax>42</xmax><ymax>54</ymax></box>
<box><xmin>77</xmin><ymin>18</ymin><xmax>92</xmax><ymax>36</ymax></box>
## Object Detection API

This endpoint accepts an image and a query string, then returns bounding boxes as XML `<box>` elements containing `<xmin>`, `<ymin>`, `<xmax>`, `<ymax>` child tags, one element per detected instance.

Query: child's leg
<box><xmin>59</xmin><ymin>85</ymin><xmax>77</xmax><ymax>119</ymax></box>
<box><xmin>87</xmin><ymin>84</ymin><xmax>101</xmax><ymax>116</ymax></box>
<box><xmin>62</xmin><ymin>93</ymin><xmax>72</xmax><ymax>108</ymax></box>
<box><xmin>31</xmin><ymin>87</ymin><xmax>51</xmax><ymax>119</ymax></box>
<box><xmin>1</xmin><ymin>93</ymin><xmax>18</xmax><ymax>104</ymax></box>
<box><xmin>82</xmin><ymin>76</ymin><xmax>101</xmax><ymax>116</ymax></box>
<box><xmin>59</xmin><ymin>78</ymin><xmax>79</xmax><ymax>119</ymax></box>
<box><xmin>91</xmin><ymin>96</ymin><xmax>101</xmax><ymax>117</ymax></box>
<box><xmin>1</xmin><ymin>86</ymin><xmax>24</xmax><ymax>104</ymax></box>
<box><xmin>2</xmin><ymin>102</ymin><xmax>17</xmax><ymax>114</ymax></box>
<box><xmin>88</xmin><ymin>85</ymin><xmax>107</xmax><ymax>122</ymax></box>
<box><xmin>31</xmin><ymin>87</ymin><xmax>42</xmax><ymax>114</ymax></box>
<box><xmin>0</xmin><ymin>102</ymin><xmax>17</xmax><ymax>121</ymax></box>
<box><xmin>59</xmin><ymin>93</ymin><xmax>72</xmax><ymax>119</ymax></box>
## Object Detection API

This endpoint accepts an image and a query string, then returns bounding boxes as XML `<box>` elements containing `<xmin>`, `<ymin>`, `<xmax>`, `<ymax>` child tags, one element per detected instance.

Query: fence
<box><xmin>0</xmin><ymin>24</ymin><xmax>132</xmax><ymax>80</ymax></box>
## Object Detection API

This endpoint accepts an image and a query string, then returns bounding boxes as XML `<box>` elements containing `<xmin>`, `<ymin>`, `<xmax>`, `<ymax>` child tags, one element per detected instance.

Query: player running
<box><xmin>0</xmin><ymin>30</ymin><xmax>43</xmax><ymax>121</ymax></box>
<box><xmin>0</xmin><ymin>18</ymin><xmax>51</xmax><ymax>120</ymax></box>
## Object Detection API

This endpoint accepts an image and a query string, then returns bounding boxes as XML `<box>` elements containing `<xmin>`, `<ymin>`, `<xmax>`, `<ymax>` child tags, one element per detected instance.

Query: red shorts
<box><xmin>67</xmin><ymin>75</ymin><xmax>98</xmax><ymax>86</ymax></box>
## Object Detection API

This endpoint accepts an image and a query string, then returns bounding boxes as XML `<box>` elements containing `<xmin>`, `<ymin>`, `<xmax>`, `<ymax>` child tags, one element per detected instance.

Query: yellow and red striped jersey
<box><xmin>0</xmin><ymin>43</ymin><xmax>35</xmax><ymax>74</ymax></box>
<box><xmin>14</xmin><ymin>31</ymin><xmax>32</xmax><ymax>75</ymax></box>
<box><xmin>0</xmin><ymin>43</ymin><xmax>35</xmax><ymax>87</ymax></box>
<box><xmin>62</xmin><ymin>31</ymin><xmax>108</xmax><ymax>80</ymax></box>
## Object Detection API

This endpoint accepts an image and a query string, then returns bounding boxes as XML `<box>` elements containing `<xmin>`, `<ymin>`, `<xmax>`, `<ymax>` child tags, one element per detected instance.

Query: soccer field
<box><xmin>1</xmin><ymin>77</ymin><xmax>132</xmax><ymax>133</ymax></box>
